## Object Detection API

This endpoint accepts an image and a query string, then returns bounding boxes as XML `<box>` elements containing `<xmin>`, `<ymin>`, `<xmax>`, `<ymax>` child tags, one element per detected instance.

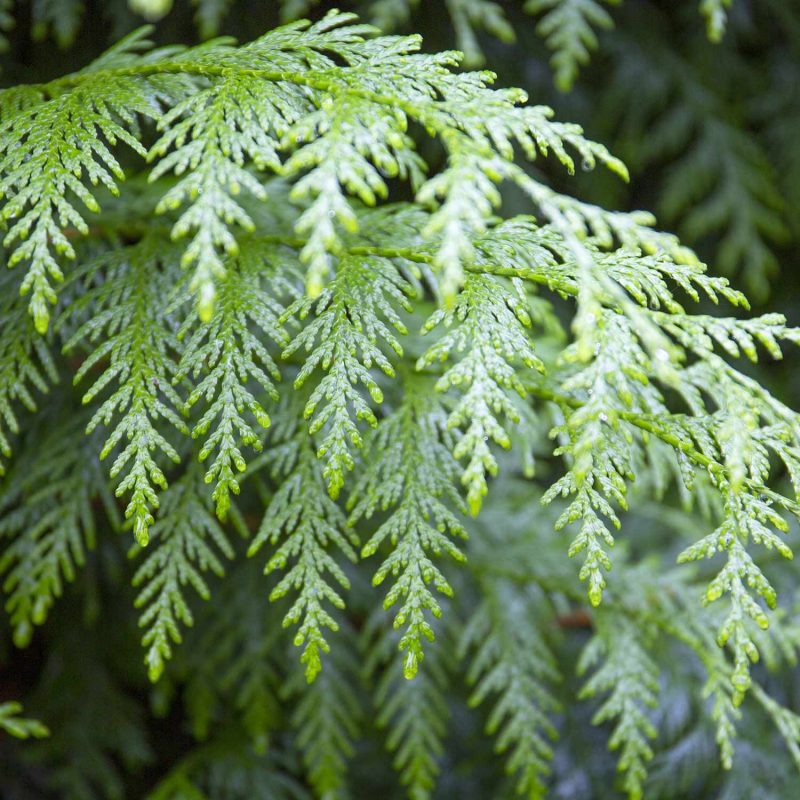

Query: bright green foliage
<box><xmin>2</xmin><ymin>6</ymin><xmax>800</xmax><ymax>800</ymax></box>
<box><xmin>526</xmin><ymin>0</ymin><xmax>619</xmax><ymax>91</ymax></box>
<box><xmin>62</xmin><ymin>236</ymin><xmax>187</xmax><ymax>546</ymax></box>
<box><xmin>0</xmin><ymin>1</ymin><xmax>741</xmax><ymax>89</ymax></box>
<box><xmin>283</xmin><ymin>255</ymin><xmax>413</xmax><ymax>498</ymax></box>
<box><xmin>282</xmin><ymin>0</ymin><xmax>732</xmax><ymax>82</ymax></box>
<box><xmin>348</xmin><ymin>389</ymin><xmax>466</xmax><ymax>678</ymax></box>
<box><xmin>132</xmin><ymin>463</ymin><xmax>234</xmax><ymax>681</ymax></box>
<box><xmin>280</xmin><ymin>0</ymin><xmax>514</xmax><ymax>67</ymax></box>
<box><xmin>541</xmin><ymin>303</ymin><xmax>800</xmax><ymax>639</ymax></box>
<box><xmin>176</xmin><ymin>241</ymin><xmax>293</xmax><ymax>517</ymax></box>
<box><xmin>0</xmin><ymin>11</ymin><xmax>630</xmax><ymax>328</ymax></box>
<box><xmin>0</xmin><ymin>702</ymin><xmax>49</xmax><ymax>739</ymax></box>
<box><xmin>359</xmin><ymin>0</ymin><xmax>516</xmax><ymax>66</ymax></box>
<box><xmin>419</xmin><ymin>270</ymin><xmax>544</xmax><ymax>514</ymax></box>
<box><xmin>147</xmin><ymin>42</ymin><xmax>288</xmax><ymax>321</ymax></box>
<box><xmin>248</xmin><ymin>401</ymin><xmax>359</xmax><ymax>682</ymax></box>
<box><xmin>466</xmin><ymin>489</ymin><xmax>789</xmax><ymax>797</ymax></box>
<box><xmin>0</xmin><ymin>28</ymin><xmax>172</xmax><ymax>333</ymax></box>
<box><xmin>700</xmin><ymin>0</ymin><xmax>733</xmax><ymax>42</ymax></box>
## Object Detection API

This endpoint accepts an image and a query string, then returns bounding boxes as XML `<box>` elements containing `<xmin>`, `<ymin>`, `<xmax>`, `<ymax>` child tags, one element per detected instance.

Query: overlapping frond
<box><xmin>419</xmin><ymin>271</ymin><xmax>544</xmax><ymax>514</ymax></box>
<box><xmin>175</xmin><ymin>240</ymin><xmax>295</xmax><ymax>517</ymax></box>
<box><xmin>1</xmin><ymin>9</ymin><xmax>652</xmax><ymax>328</ymax></box>
<box><xmin>247</xmin><ymin>405</ymin><xmax>359</xmax><ymax>681</ymax></box>
<box><xmin>61</xmin><ymin>236</ymin><xmax>187</xmax><ymax>546</ymax></box>
<box><xmin>0</xmin><ymin>8</ymin><xmax>799</xmax><ymax>799</ymax></box>
<box><xmin>348</xmin><ymin>389</ymin><xmax>466</xmax><ymax>678</ymax></box>
<box><xmin>0</xmin><ymin>414</ymin><xmax>114</xmax><ymax>647</ymax></box>
<box><xmin>0</xmin><ymin>26</ymin><xmax>182</xmax><ymax>331</ymax></box>
<box><xmin>282</xmin><ymin>254</ymin><xmax>414</xmax><ymax>497</ymax></box>
<box><xmin>132</xmin><ymin>463</ymin><xmax>234</xmax><ymax>681</ymax></box>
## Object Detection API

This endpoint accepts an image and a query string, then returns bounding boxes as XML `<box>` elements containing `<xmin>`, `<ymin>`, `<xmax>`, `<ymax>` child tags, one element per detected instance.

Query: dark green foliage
<box><xmin>0</xmin><ymin>412</ymin><xmax>114</xmax><ymax>647</ymax></box>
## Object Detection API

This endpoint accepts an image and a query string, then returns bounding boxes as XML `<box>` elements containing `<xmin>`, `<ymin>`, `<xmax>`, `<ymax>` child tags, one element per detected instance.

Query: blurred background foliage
<box><xmin>3</xmin><ymin>1</ymin><xmax>800</xmax><ymax>798</ymax></box>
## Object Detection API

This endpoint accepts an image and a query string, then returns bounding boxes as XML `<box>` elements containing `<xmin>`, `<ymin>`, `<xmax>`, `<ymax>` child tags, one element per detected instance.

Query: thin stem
<box><xmin>33</xmin><ymin>61</ymin><xmax>441</xmax><ymax>129</ymax></box>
